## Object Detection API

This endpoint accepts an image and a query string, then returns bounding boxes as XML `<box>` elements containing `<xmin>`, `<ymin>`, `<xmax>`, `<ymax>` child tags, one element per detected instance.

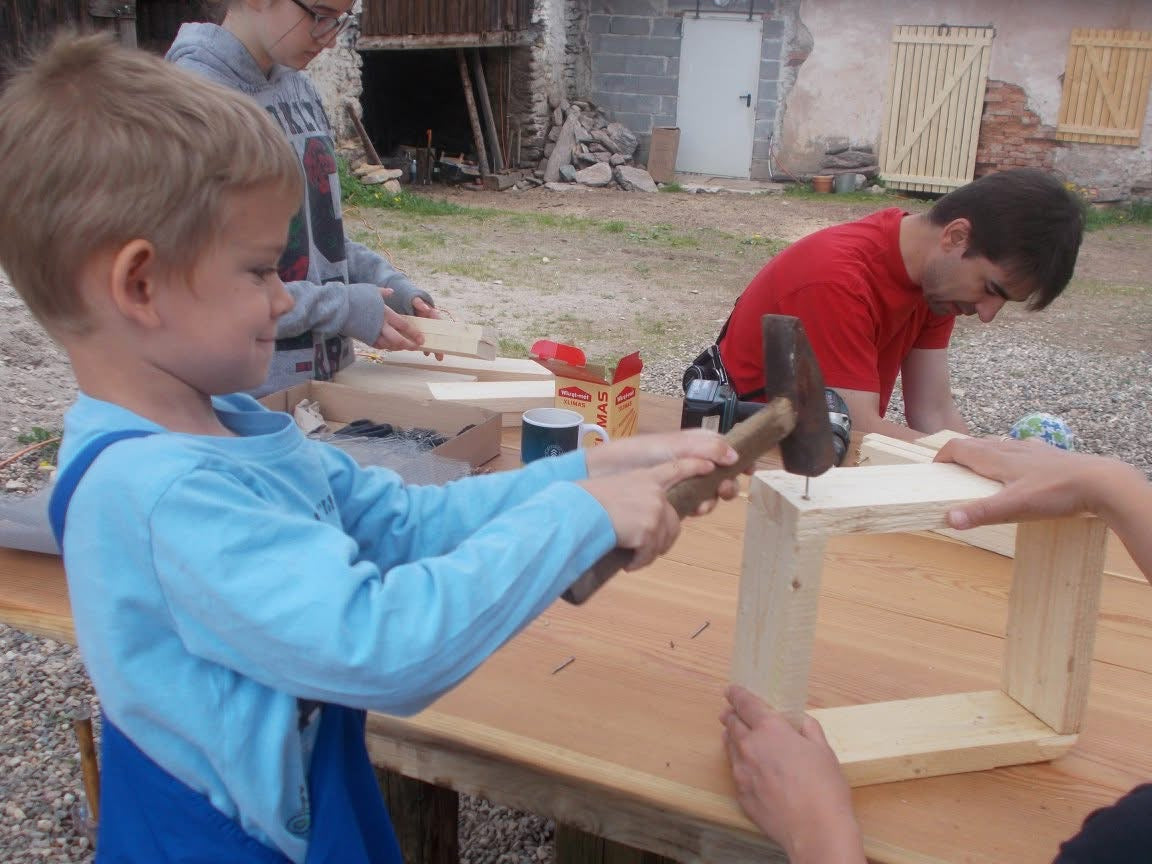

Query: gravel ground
<box><xmin>1</xmin><ymin>211</ymin><xmax>1150</xmax><ymax>860</ymax></box>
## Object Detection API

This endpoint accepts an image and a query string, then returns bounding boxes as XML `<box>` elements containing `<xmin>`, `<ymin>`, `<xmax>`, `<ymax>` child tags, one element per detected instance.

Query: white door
<box><xmin>675</xmin><ymin>16</ymin><xmax>762</xmax><ymax>178</ymax></box>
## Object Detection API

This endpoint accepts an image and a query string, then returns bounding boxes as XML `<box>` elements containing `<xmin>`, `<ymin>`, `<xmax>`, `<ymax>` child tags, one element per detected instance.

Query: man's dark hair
<box><xmin>928</xmin><ymin>168</ymin><xmax>1085</xmax><ymax>310</ymax></box>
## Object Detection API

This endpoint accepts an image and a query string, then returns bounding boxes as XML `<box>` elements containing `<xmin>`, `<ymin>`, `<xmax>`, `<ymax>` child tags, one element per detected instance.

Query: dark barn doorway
<box><xmin>361</xmin><ymin>49</ymin><xmax>477</xmax><ymax>163</ymax></box>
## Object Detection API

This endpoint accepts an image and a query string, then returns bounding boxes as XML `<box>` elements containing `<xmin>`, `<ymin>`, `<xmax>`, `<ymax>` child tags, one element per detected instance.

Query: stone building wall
<box><xmin>303</xmin><ymin>2</ymin><xmax>365</xmax><ymax>144</ymax></box>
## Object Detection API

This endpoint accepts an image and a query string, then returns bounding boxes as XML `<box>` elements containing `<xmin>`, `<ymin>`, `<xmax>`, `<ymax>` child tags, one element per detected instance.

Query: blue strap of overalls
<box><xmin>50</xmin><ymin>431</ymin><xmax>403</xmax><ymax>864</ymax></box>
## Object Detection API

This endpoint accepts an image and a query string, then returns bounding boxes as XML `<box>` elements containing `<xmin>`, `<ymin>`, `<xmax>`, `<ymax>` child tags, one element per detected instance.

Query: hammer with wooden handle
<box><xmin>563</xmin><ymin>314</ymin><xmax>836</xmax><ymax>604</ymax></box>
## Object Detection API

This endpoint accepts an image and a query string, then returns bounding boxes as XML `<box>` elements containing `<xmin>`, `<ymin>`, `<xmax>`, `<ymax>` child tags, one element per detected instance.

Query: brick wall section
<box><xmin>582</xmin><ymin>0</ymin><xmax>784</xmax><ymax>176</ymax></box>
<box><xmin>974</xmin><ymin>80</ymin><xmax>1062</xmax><ymax>177</ymax></box>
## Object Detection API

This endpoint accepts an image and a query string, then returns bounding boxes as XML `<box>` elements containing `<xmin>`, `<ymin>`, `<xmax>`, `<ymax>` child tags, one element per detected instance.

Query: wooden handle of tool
<box><xmin>563</xmin><ymin>399</ymin><xmax>797</xmax><ymax>604</ymax></box>
<box><xmin>73</xmin><ymin>710</ymin><xmax>100</xmax><ymax>826</ymax></box>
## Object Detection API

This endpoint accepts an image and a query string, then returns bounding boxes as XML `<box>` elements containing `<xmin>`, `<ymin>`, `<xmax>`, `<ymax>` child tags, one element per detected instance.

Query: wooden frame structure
<box><xmin>735</xmin><ymin>463</ymin><xmax>1108</xmax><ymax>786</ymax></box>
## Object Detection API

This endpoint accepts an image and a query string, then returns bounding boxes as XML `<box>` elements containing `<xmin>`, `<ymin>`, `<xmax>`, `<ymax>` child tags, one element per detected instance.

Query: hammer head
<box><xmin>760</xmin><ymin>315</ymin><xmax>836</xmax><ymax>478</ymax></box>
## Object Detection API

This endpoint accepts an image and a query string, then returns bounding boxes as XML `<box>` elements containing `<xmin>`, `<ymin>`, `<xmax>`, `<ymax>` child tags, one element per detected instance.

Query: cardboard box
<box><xmin>530</xmin><ymin>342</ymin><xmax>643</xmax><ymax>440</ymax></box>
<box><xmin>647</xmin><ymin>127</ymin><xmax>681</xmax><ymax>184</ymax></box>
<box><xmin>259</xmin><ymin>380</ymin><xmax>501</xmax><ymax>468</ymax></box>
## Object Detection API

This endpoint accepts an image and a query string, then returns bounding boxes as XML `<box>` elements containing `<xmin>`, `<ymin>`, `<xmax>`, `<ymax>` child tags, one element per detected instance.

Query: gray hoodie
<box><xmin>167</xmin><ymin>23</ymin><xmax>432</xmax><ymax>396</ymax></box>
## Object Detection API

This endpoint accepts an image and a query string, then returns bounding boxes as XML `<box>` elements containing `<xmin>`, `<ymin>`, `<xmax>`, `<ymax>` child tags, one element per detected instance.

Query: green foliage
<box><xmin>659</xmin><ymin>182</ymin><xmax>685</xmax><ymax>193</ymax></box>
<box><xmin>16</xmin><ymin>427</ymin><xmax>60</xmax><ymax>465</ymax></box>
<box><xmin>338</xmin><ymin>159</ymin><xmax>475</xmax><ymax>217</ymax></box>
<box><xmin>498</xmin><ymin>337</ymin><xmax>530</xmax><ymax>358</ymax></box>
<box><xmin>1084</xmin><ymin>201</ymin><xmax>1152</xmax><ymax>231</ymax></box>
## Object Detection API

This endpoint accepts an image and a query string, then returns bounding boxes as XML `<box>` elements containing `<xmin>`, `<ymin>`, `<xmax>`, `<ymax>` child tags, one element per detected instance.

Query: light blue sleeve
<box><xmin>148</xmin><ymin>465</ymin><xmax>615</xmax><ymax>715</ymax></box>
<box><xmin>318</xmin><ymin>443</ymin><xmax>596</xmax><ymax>567</ymax></box>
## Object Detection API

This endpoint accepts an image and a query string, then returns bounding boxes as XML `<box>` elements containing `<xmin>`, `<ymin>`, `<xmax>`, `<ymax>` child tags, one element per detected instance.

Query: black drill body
<box><xmin>681</xmin><ymin>379</ymin><xmax>852</xmax><ymax>467</ymax></box>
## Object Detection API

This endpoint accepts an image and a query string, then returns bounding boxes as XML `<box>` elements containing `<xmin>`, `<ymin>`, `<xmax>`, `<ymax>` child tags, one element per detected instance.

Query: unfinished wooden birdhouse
<box><xmin>734</xmin><ymin>463</ymin><xmax>1108</xmax><ymax>787</ymax></box>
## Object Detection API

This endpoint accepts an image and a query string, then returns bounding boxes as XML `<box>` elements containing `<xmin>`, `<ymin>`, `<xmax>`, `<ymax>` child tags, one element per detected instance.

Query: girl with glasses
<box><xmin>168</xmin><ymin>1</ymin><xmax>441</xmax><ymax>398</ymax></box>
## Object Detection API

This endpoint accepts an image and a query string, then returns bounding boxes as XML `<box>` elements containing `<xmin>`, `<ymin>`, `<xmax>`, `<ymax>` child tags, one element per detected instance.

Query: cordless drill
<box><xmin>681</xmin><ymin>379</ymin><xmax>852</xmax><ymax>467</ymax></box>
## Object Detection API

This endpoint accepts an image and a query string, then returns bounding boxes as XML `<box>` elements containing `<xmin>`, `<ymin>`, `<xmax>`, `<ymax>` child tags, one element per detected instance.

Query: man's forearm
<box><xmin>1094</xmin><ymin>464</ymin><xmax>1152</xmax><ymax>584</ymax></box>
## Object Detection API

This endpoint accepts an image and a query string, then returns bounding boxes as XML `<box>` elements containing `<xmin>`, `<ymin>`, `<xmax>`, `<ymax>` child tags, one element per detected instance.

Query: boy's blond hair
<box><xmin>0</xmin><ymin>33</ymin><xmax>302</xmax><ymax>334</ymax></box>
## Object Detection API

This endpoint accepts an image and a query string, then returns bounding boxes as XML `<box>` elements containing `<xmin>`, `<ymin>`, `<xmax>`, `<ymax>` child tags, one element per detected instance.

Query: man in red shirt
<box><xmin>686</xmin><ymin>169</ymin><xmax>1084</xmax><ymax>441</ymax></box>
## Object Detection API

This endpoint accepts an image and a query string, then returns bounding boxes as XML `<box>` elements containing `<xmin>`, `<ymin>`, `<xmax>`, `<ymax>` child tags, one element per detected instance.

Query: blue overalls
<box><xmin>50</xmin><ymin>431</ymin><xmax>405</xmax><ymax>864</ymax></box>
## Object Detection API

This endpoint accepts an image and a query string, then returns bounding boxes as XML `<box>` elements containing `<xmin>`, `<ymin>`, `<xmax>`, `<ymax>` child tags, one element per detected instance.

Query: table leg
<box><xmin>556</xmin><ymin>824</ymin><xmax>677</xmax><ymax>864</ymax></box>
<box><xmin>376</xmin><ymin>767</ymin><xmax>459</xmax><ymax>864</ymax></box>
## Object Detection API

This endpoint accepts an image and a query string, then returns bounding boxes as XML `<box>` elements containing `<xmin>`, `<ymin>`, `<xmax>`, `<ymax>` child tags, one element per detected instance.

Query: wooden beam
<box><xmin>397</xmin><ymin>315</ymin><xmax>498</xmax><ymax>360</ymax></box>
<box><xmin>1003</xmin><ymin>518</ymin><xmax>1108</xmax><ymax>734</ymax></box>
<box><xmin>856</xmin><ymin>433</ymin><xmax>1017</xmax><ymax>556</ymax></box>
<box><xmin>457</xmin><ymin>49</ymin><xmax>491</xmax><ymax>176</ymax></box>
<box><xmin>470</xmin><ymin>49</ymin><xmax>504</xmax><ymax>172</ymax></box>
<box><xmin>427</xmin><ymin>380</ymin><xmax>554</xmax><ymax>425</ymax></box>
<box><xmin>359</xmin><ymin>350</ymin><xmax>553</xmax><ymax>382</ymax></box>
<box><xmin>376</xmin><ymin>768</ymin><xmax>459</xmax><ymax>864</ymax></box>
<box><xmin>751</xmin><ymin>464</ymin><xmax>1004</xmax><ymax>537</ymax></box>
<box><xmin>333</xmin><ymin>362</ymin><xmax>476</xmax><ymax>400</ymax></box>
<box><xmin>914</xmin><ymin>429</ymin><xmax>970</xmax><ymax>450</ymax></box>
<box><xmin>732</xmin><ymin>490</ymin><xmax>827</xmax><ymax>728</ymax></box>
<box><xmin>358</xmin><ymin>32</ymin><xmax>536</xmax><ymax>51</ymax></box>
<box><xmin>345</xmin><ymin>101</ymin><xmax>381</xmax><ymax>165</ymax></box>
<box><xmin>814</xmin><ymin>691</ymin><xmax>1076</xmax><ymax>786</ymax></box>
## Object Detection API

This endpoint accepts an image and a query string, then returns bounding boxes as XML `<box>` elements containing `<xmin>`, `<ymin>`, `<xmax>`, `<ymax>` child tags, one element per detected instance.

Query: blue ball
<box><xmin>1009</xmin><ymin>413</ymin><xmax>1075</xmax><ymax>451</ymax></box>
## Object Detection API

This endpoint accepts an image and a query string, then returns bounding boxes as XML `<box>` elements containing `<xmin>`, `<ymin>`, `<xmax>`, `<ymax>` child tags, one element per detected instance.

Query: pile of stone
<box><xmin>814</xmin><ymin>145</ymin><xmax>879</xmax><ymax>188</ymax></box>
<box><xmin>529</xmin><ymin>95</ymin><xmax>659</xmax><ymax>193</ymax></box>
<box><xmin>352</xmin><ymin>163</ymin><xmax>403</xmax><ymax>193</ymax></box>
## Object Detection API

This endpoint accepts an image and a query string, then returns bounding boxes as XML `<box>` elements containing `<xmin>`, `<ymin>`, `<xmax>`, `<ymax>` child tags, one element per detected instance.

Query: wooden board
<box><xmin>399</xmin><ymin>315</ymin><xmax>498</xmax><ymax>360</ymax></box>
<box><xmin>428</xmin><ymin>380</ymin><xmax>555</xmax><ymax>426</ymax></box>
<box><xmin>858</xmin><ymin>432</ymin><xmax>1018</xmax><ymax>557</ymax></box>
<box><xmin>333</xmin><ymin>362</ymin><xmax>476</xmax><ymax>399</ymax></box>
<box><xmin>359</xmin><ymin>350</ymin><xmax>554</xmax><ymax>382</ymax></box>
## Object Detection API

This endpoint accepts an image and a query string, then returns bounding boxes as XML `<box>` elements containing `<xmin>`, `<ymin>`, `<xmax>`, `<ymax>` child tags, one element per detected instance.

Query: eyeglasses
<box><xmin>286</xmin><ymin>0</ymin><xmax>351</xmax><ymax>40</ymax></box>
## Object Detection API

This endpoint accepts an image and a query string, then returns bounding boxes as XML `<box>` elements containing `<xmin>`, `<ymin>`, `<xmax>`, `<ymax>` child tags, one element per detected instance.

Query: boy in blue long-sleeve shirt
<box><xmin>0</xmin><ymin>36</ymin><xmax>740</xmax><ymax>863</ymax></box>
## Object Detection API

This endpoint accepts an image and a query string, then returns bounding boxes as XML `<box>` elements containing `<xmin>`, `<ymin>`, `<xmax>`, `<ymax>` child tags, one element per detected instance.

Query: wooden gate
<box><xmin>879</xmin><ymin>25</ymin><xmax>995</xmax><ymax>194</ymax></box>
<box><xmin>1055</xmin><ymin>29</ymin><xmax>1152</xmax><ymax>146</ymax></box>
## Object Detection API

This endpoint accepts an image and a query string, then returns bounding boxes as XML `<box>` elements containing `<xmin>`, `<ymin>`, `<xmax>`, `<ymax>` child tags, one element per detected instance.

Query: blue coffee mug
<box><xmin>521</xmin><ymin>408</ymin><xmax>609</xmax><ymax>463</ymax></box>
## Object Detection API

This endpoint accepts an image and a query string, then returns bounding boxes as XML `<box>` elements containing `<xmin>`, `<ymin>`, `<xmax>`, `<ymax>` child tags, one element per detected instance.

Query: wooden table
<box><xmin>1</xmin><ymin>394</ymin><xmax>1149</xmax><ymax>863</ymax></box>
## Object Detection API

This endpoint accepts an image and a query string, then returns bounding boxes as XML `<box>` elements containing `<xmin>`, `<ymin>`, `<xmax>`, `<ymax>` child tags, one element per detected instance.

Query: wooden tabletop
<box><xmin>1</xmin><ymin>393</ymin><xmax>1149</xmax><ymax>863</ymax></box>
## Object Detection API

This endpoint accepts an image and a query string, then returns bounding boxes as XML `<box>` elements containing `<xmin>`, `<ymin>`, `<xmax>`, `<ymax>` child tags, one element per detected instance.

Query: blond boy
<box><xmin>0</xmin><ymin>36</ymin><xmax>738</xmax><ymax>862</ymax></box>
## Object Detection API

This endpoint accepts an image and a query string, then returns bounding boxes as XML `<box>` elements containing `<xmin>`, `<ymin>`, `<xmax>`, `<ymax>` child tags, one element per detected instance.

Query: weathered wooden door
<box><xmin>1055</xmin><ymin>29</ymin><xmax>1152</xmax><ymax>146</ymax></box>
<box><xmin>879</xmin><ymin>25</ymin><xmax>995</xmax><ymax>194</ymax></box>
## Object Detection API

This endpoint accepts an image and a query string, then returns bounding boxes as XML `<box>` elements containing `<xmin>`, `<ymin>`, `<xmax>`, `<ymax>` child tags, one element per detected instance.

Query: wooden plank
<box><xmin>427</xmin><ymin>380</ymin><xmax>554</xmax><ymax>425</ymax></box>
<box><xmin>358</xmin><ymin>349</ymin><xmax>553</xmax><ymax>382</ymax></box>
<box><xmin>376</xmin><ymin>769</ymin><xmax>459</xmax><ymax>864</ymax></box>
<box><xmin>913</xmin><ymin>429</ymin><xmax>969</xmax><ymax>450</ymax></box>
<box><xmin>333</xmin><ymin>362</ymin><xmax>476</xmax><ymax>399</ymax></box>
<box><xmin>397</xmin><ymin>315</ymin><xmax>498</xmax><ymax>360</ymax></box>
<box><xmin>0</xmin><ymin>547</ymin><xmax>74</xmax><ymax>642</ymax></box>
<box><xmin>555</xmin><ymin>826</ymin><xmax>676</xmax><ymax>864</ymax></box>
<box><xmin>1003</xmin><ymin>518</ymin><xmax>1108</xmax><ymax>735</ymax></box>
<box><xmin>731</xmin><ymin>486</ymin><xmax>827</xmax><ymax>728</ymax></box>
<box><xmin>814</xmin><ymin>691</ymin><xmax>1075</xmax><ymax>787</ymax></box>
<box><xmin>752</xmin><ymin>464</ymin><xmax>1004</xmax><ymax>537</ymax></box>
<box><xmin>1057</xmin><ymin>29</ymin><xmax>1152</xmax><ymax>144</ymax></box>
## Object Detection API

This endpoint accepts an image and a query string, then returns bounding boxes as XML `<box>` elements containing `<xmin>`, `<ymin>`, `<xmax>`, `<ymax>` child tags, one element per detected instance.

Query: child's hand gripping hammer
<box><xmin>563</xmin><ymin>314</ymin><xmax>837</xmax><ymax>604</ymax></box>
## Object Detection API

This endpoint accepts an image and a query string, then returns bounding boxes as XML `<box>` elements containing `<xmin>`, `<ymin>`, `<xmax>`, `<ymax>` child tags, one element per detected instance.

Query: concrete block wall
<box><xmin>581</xmin><ymin>0</ymin><xmax>785</xmax><ymax>177</ymax></box>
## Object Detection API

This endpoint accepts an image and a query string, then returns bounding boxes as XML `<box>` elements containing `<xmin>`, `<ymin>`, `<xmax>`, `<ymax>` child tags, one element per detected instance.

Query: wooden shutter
<box><xmin>1056</xmin><ymin>30</ymin><xmax>1152</xmax><ymax>146</ymax></box>
<box><xmin>879</xmin><ymin>25</ymin><xmax>995</xmax><ymax>194</ymax></box>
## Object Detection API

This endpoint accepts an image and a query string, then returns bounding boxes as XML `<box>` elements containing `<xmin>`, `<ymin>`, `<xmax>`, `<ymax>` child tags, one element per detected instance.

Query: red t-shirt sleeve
<box><xmin>775</xmin><ymin>282</ymin><xmax>881</xmax><ymax>393</ymax></box>
<box><xmin>913</xmin><ymin>311</ymin><xmax>955</xmax><ymax>349</ymax></box>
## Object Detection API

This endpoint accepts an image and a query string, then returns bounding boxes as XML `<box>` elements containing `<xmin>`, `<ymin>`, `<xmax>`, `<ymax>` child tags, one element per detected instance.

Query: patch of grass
<box><xmin>498</xmin><ymin>337</ymin><xmax>531</xmax><ymax>358</ymax></box>
<box><xmin>1069</xmin><ymin>277</ymin><xmax>1149</xmax><ymax>297</ymax></box>
<box><xmin>601</xmin><ymin>220</ymin><xmax>629</xmax><ymax>234</ymax></box>
<box><xmin>738</xmin><ymin>234</ymin><xmax>788</xmax><ymax>256</ymax></box>
<box><xmin>659</xmin><ymin>182</ymin><xmax>685</xmax><ymax>193</ymax></box>
<box><xmin>625</xmin><ymin>224</ymin><xmax>698</xmax><ymax>248</ymax></box>
<box><xmin>16</xmin><ymin>427</ymin><xmax>61</xmax><ymax>466</ymax></box>
<box><xmin>431</xmin><ymin>259</ymin><xmax>500</xmax><ymax>282</ymax></box>
<box><xmin>1084</xmin><ymin>201</ymin><xmax>1152</xmax><ymax>231</ymax></box>
<box><xmin>637</xmin><ymin>317</ymin><xmax>669</xmax><ymax>337</ymax></box>
<box><xmin>339</xmin><ymin>159</ymin><xmax>483</xmax><ymax>217</ymax></box>
<box><xmin>784</xmin><ymin>181</ymin><xmax>888</xmax><ymax>203</ymax></box>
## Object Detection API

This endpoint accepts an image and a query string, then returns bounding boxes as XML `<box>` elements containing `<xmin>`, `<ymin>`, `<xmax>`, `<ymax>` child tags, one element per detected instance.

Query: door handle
<box><xmin>739</xmin><ymin>93</ymin><xmax>752</xmax><ymax>107</ymax></box>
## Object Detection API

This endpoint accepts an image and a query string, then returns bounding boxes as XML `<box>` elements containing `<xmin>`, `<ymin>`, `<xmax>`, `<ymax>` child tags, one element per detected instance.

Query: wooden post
<box><xmin>456</xmin><ymin>49</ymin><xmax>491</xmax><ymax>177</ymax></box>
<box><xmin>345</xmin><ymin>102</ymin><xmax>381</xmax><ymax>166</ymax></box>
<box><xmin>1002</xmin><ymin>517</ymin><xmax>1108</xmax><ymax>734</ymax></box>
<box><xmin>732</xmin><ymin>492</ymin><xmax>827</xmax><ymax>728</ymax></box>
<box><xmin>376</xmin><ymin>767</ymin><xmax>459</xmax><ymax>864</ymax></box>
<box><xmin>469</xmin><ymin>48</ymin><xmax>505</xmax><ymax>171</ymax></box>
